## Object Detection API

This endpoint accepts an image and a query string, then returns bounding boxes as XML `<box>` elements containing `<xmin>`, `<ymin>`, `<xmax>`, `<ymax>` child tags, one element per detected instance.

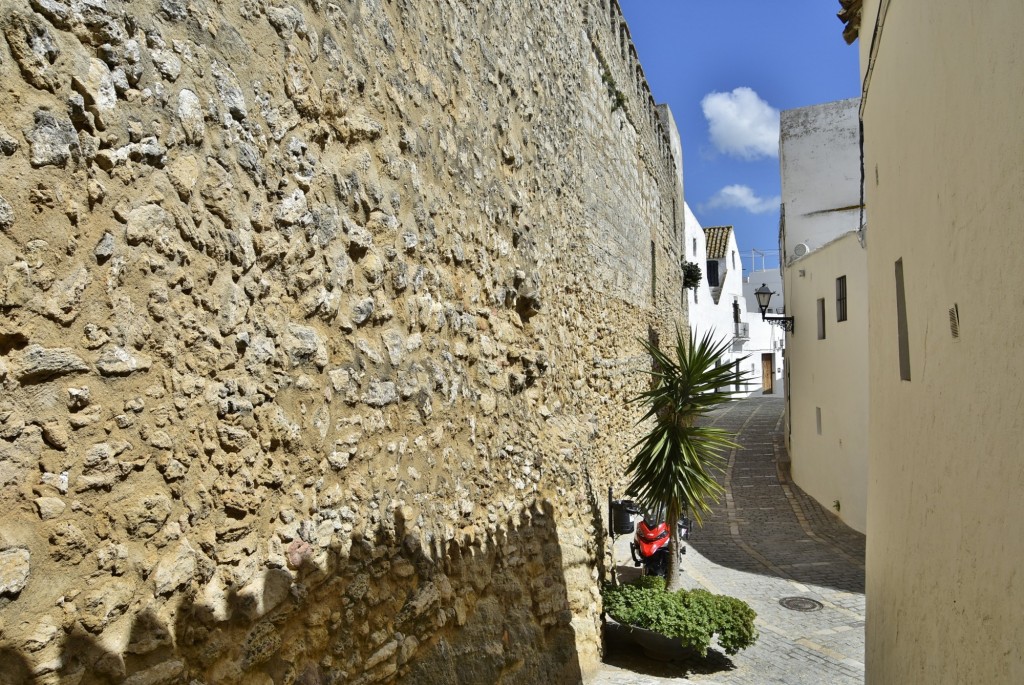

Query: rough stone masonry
<box><xmin>0</xmin><ymin>0</ymin><xmax>685</xmax><ymax>683</ymax></box>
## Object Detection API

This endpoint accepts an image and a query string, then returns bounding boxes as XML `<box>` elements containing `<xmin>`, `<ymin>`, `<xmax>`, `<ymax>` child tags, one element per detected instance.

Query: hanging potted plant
<box><xmin>681</xmin><ymin>261</ymin><xmax>702</xmax><ymax>290</ymax></box>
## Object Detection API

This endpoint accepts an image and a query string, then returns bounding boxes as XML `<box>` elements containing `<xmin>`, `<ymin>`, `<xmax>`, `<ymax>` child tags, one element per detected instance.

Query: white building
<box><xmin>779</xmin><ymin>97</ymin><xmax>867</xmax><ymax>533</ymax></box>
<box><xmin>683</xmin><ymin>203</ymin><xmax>784</xmax><ymax>394</ymax></box>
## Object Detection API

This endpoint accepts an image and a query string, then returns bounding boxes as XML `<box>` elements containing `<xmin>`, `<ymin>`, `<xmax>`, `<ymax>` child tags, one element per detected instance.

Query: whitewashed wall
<box><xmin>779</xmin><ymin>97</ymin><xmax>867</xmax><ymax>533</ymax></box>
<box><xmin>683</xmin><ymin>204</ymin><xmax>784</xmax><ymax>394</ymax></box>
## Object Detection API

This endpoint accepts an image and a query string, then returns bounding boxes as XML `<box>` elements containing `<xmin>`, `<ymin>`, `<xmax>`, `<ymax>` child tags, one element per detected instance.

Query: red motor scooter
<box><xmin>628</xmin><ymin>504</ymin><xmax>690</xmax><ymax>578</ymax></box>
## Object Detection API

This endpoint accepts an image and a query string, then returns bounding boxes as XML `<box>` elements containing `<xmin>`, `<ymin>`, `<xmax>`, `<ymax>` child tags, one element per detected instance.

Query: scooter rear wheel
<box><xmin>648</xmin><ymin>549</ymin><xmax>669</xmax><ymax>578</ymax></box>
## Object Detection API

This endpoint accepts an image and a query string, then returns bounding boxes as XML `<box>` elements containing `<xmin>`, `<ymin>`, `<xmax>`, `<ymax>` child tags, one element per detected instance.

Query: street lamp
<box><xmin>754</xmin><ymin>284</ymin><xmax>795</xmax><ymax>332</ymax></box>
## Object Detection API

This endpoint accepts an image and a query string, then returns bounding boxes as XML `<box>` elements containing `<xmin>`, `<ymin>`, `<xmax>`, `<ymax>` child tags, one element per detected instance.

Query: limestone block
<box><xmin>152</xmin><ymin>538</ymin><xmax>197</xmax><ymax>595</ymax></box>
<box><xmin>0</xmin><ymin>404</ymin><xmax>26</xmax><ymax>440</ymax></box>
<box><xmin>362</xmin><ymin>380</ymin><xmax>398</xmax><ymax>407</ymax></box>
<box><xmin>283</xmin><ymin>324</ymin><xmax>328</xmax><ymax>369</ymax></box>
<box><xmin>166</xmin><ymin>154</ymin><xmax>200</xmax><ymax>199</ymax></box>
<box><xmin>93</xmin><ymin>137</ymin><xmax>166</xmax><ymax>170</ymax></box>
<box><xmin>216</xmin><ymin>423</ymin><xmax>251</xmax><ymax>452</ymax></box>
<box><xmin>238</xmin><ymin>568</ymin><xmax>292</xmax><ymax>620</ymax></box>
<box><xmin>41</xmin><ymin>265</ymin><xmax>91</xmax><ymax>325</ymax></box>
<box><xmin>26</xmin><ymin>109</ymin><xmax>79</xmax><ymax>167</ymax></box>
<box><xmin>34</xmin><ymin>497</ymin><xmax>66</xmax><ymax>520</ymax></box>
<box><xmin>160</xmin><ymin>0</ymin><xmax>187</xmax><ymax>21</ymax></box>
<box><xmin>79</xmin><ymin>580</ymin><xmax>131</xmax><ymax>632</ymax></box>
<box><xmin>266</xmin><ymin>5</ymin><xmax>306</xmax><ymax>40</ymax></box>
<box><xmin>275</xmin><ymin>189</ymin><xmax>308</xmax><ymax>228</ymax></box>
<box><xmin>121</xmin><ymin>660</ymin><xmax>184</xmax><ymax>685</ymax></box>
<box><xmin>38</xmin><ymin>419</ymin><xmax>69</xmax><ymax>450</ymax></box>
<box><xmin>94</xmin><ymin>232</ymin><xmax>115</xmax><ymax>261</ymax></box>
<box><xmin>344</xmin><ymin>216</ymin><xmax>374</xmax><ymax>252</ymax></box>
<box><xmin>71</xmin><ymin>58</ymin><xmax>116</xmax><ymax>125</ymax></box>
<box><xmin>177</xmin><ymin>89</ymin><xmax>205</xmax><ymax>144</ymax></box>
<box><xmin>211</xmin><ymin>61</ymin><xmax>247</xmax><ymax>121</ymax></box>
<box><xmin>122</xmin><ymin>495</ymin><xmax>172</xmax><ymax>537</ymax></box>
<box><xmin>47</xmin><ymin>521</ymin><xmax>88</xmax><ymax>564</ymax></box>
<box><xmin>40</xmin><ymin>470</ymin><xmax>68</xmax><ymax>494</ymax></box>
<box><xmin>0</xmin><ymin>547</ymin><xmax>30</xmax><ymax>596</ymax></box>
<box><xmin>95</xmin><ymin>346</ymin><xmax>153</xmax><ymax>376</ymax></box>
<box><xmin>0</xmin><ymin>195</ymin><xmax>12</xmax><ymax>232</ymax></box>
<box><xmin>4</xmin><ymin>12</ymin><xmax>61</xmax><ymax>92</ymax></box>
<box><xmin>0</xmin><ymin>129</ymin><xmax>18</xmax><ymax>156</ymax></box>
<box><xmin>352</xmin><ymin>297</ymin><xmax>375</xmax><ymax>325</ymax></box>
<box><xmin>151</xmin><ymin>48</ymin><xmax>182</xmax><ymax>81</ymax></box>
<box><xmin>12</xmin><ymin>345</ymin><xmax>90</xmax><ymax>382</ymax></box>
<box><xmin>24</xmin><ymin>614</ymin><xmax>59</xmax><ymax>652</ymax></box>
<box><xmin>284</xmin><ymin>46</ymin><xmax>321</xmax><ymax>116</ymax></box>
<box><xmin>124</xmin><ymin>204</ymin><xmax>175</xmax><ymax>251</ymax></box>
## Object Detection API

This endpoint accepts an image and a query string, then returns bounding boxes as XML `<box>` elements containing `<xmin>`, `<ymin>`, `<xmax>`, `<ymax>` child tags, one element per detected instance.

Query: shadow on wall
<box><xmin>0</xmin><ymin>647</ymin><xmax>34</xmax><ymax>685</ymax></box>
<box><xmin>401</xmin><ymin>501</ymin><xmax>583</xmax><ymax>685</ymax></box>
<box><xmin>0</xmin><ymin>501</ymin><xmax>586</xmax><ymax>685</ymax></box>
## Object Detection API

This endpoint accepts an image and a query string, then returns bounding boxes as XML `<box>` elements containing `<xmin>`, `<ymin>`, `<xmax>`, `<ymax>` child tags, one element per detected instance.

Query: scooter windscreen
<box><xmin>642</xmin><ymin>503</ymin><xmax>666</xmax><ymax>528</ymax></box>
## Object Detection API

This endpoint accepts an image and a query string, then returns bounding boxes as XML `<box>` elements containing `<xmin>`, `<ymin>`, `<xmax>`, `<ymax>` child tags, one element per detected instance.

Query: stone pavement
<box><xmin>588</xmin><ymin>395</ymin><xmax>865</xmax><ymax>684</ymax></box>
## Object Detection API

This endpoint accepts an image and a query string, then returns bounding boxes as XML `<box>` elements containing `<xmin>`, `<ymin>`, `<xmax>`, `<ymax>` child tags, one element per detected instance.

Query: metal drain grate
<box><xmin>779</xmin><ymin>596</ymin><xmax>823</xmax><ymax>612</ymax></box>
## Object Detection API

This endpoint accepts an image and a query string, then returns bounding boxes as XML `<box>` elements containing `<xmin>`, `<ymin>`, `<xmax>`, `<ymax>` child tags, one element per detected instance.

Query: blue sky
<box><xmin>619</xmin><ymin>0</ymin><xmax>860</xmax><ymax>273</ymax></box>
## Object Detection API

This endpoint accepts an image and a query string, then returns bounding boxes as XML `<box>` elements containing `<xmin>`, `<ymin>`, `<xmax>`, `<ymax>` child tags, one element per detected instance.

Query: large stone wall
<box><xmin>0</xmin><ymin>0</ymin><xmax>685</xmax><ymax>683</ymax></box>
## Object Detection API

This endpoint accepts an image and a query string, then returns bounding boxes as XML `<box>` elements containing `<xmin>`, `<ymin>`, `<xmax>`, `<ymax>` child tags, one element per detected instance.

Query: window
<box><xmin>817</xmin><ymin>298</ymin><xmax>826</xmax><ymax>339</ymax></box>
<box><xmin>706</xmin><ymin>260</ymin><xmax>720</xmax><ymax>287</ymax></box>
<box><xmin>692</xmin><ymin>237</ymin><xmax>697</xmax><ymax>256</ymax></box>
<box><xmin>731</xmin><ymin>251</ymin><xmax>736</xmax><ymax>270</ymax></box>
<box><xmin>816</xmin><ymin>407</ymin><xmax>822</xmax><ymax>435</ymax></box>
<box><xmin>836</xmin><ymin>275</ymin><xmax>848</xmax><ymax>322</ymax></box>
<box><xmin>895</xmin><ymin>259</ymin><xmax>911</xmax><ymax>380</ymax></box>
<box><xmin>693</xmin><ymin>287</ymin><xmax>698</xmax><ymax>304</ymax></box>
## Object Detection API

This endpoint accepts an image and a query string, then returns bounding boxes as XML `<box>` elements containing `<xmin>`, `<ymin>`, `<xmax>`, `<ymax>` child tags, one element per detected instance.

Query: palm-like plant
<box><xmin>625</xmin><ymin>328</ymin><xmax>749</xmax><ymax>589</ymax></box>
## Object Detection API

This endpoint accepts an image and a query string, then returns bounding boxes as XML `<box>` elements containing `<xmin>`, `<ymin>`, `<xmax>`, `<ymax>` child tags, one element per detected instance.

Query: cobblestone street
<box><xmin>589</xmin><ymin>395</ymin><xmax>866</xmax><ymax>684</ymax></box>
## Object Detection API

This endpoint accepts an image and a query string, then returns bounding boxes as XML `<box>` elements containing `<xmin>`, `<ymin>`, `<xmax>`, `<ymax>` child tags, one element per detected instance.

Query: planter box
<box><xmin>604</xmin><ymin>616</ymin><xmax>699</xmax><ymax>662</ymax></box>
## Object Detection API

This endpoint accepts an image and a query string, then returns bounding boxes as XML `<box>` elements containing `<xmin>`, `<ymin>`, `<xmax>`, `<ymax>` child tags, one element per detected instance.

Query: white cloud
<box><xmin>701</xmin><ymin>87</ymin><xmax>780</xmax><ymax>160</ymax></box>
<box><xmin>702</xmin><ymin>185</ymin><xmax>780</xmax><ymax>215</ymax></box>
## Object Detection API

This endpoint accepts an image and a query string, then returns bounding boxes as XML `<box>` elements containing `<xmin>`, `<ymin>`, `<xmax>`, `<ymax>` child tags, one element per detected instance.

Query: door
<box><xmin>761</xmin><ymin>353</ymin><xmax>774</xmax><ymax>394</ymax></box>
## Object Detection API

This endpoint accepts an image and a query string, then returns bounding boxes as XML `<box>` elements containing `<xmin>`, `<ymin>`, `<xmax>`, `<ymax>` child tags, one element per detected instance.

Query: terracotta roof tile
<box><xmin>704</xmin><ymin>226</ymin><xmax>733</xmax><ymax>260</ymax></box>
<box><xmin>838</xmin><ymin>0</ymin><xmax>862</xmax><ymax>44</ymax></box>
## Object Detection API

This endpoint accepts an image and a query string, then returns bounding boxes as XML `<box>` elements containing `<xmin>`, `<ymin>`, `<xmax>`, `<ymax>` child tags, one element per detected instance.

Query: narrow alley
<box><xmin>590</xmin><ymin>395</ymin><xmax>866</xmax><ymax>684</ymax></box>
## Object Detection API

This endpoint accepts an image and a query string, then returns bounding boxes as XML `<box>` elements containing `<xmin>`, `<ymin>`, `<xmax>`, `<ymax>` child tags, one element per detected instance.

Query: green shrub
<box><xmin>602</xmin><ymin>578</ymin><xmax>758</xmax><ymax>656</ymax></box>
<box><xmin>681</xmin><ymin>261</ymin><xmax>703</xmax><ymax>290</ymax></box>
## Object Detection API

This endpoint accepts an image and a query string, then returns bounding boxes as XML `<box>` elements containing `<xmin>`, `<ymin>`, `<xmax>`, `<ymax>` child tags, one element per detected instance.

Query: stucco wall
<box><xmin>779</xmin><ymin>97</ymin><xmax>866</xmax><ymax>533</ymax></box>
<box><xmin>860</xmin><ymin>0</ymin><xmax>1024</xmax><ymax>682</ymax></box>
<box><xmin>0</xmin><ymin>1</ymin><xmax>685</xmax><ymax>682</ymax></box>
<box><xmin>778</xmin><ymin>98</ymin><xmax>860</xmax><ymax>262</ymax></box>
<box><xmin>782</xmin><ymin>233</ymin><xmax>867</xmax><ymax>533</ymax></box>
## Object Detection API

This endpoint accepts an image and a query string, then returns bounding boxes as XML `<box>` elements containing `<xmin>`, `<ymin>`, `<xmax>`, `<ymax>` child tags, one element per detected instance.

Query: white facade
<box><xmin>779</xmin><ymin>98</ymin><xmax>867</xmax><ymax>533</ymax></box>
<box><xmin>779</xmin><ymin>98</ymin><xmax>861</xmax><ymax>260</ymax></box>
<box><xmin>683</xmin><ymin>203</ymin><xmax>784</xmax><ymax>394</ymax></box>
<box><xmin>743</xmin><ymin>269</ymin><xmax>783</xmax><ymax>317</ymax></box>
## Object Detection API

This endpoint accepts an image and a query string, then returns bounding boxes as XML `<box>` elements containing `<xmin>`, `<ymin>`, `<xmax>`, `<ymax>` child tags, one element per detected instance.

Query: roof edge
<box><xmin>837</xmin><ymin>0</ymin><xmax>862</xmax><ymax>44</ymax></box>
